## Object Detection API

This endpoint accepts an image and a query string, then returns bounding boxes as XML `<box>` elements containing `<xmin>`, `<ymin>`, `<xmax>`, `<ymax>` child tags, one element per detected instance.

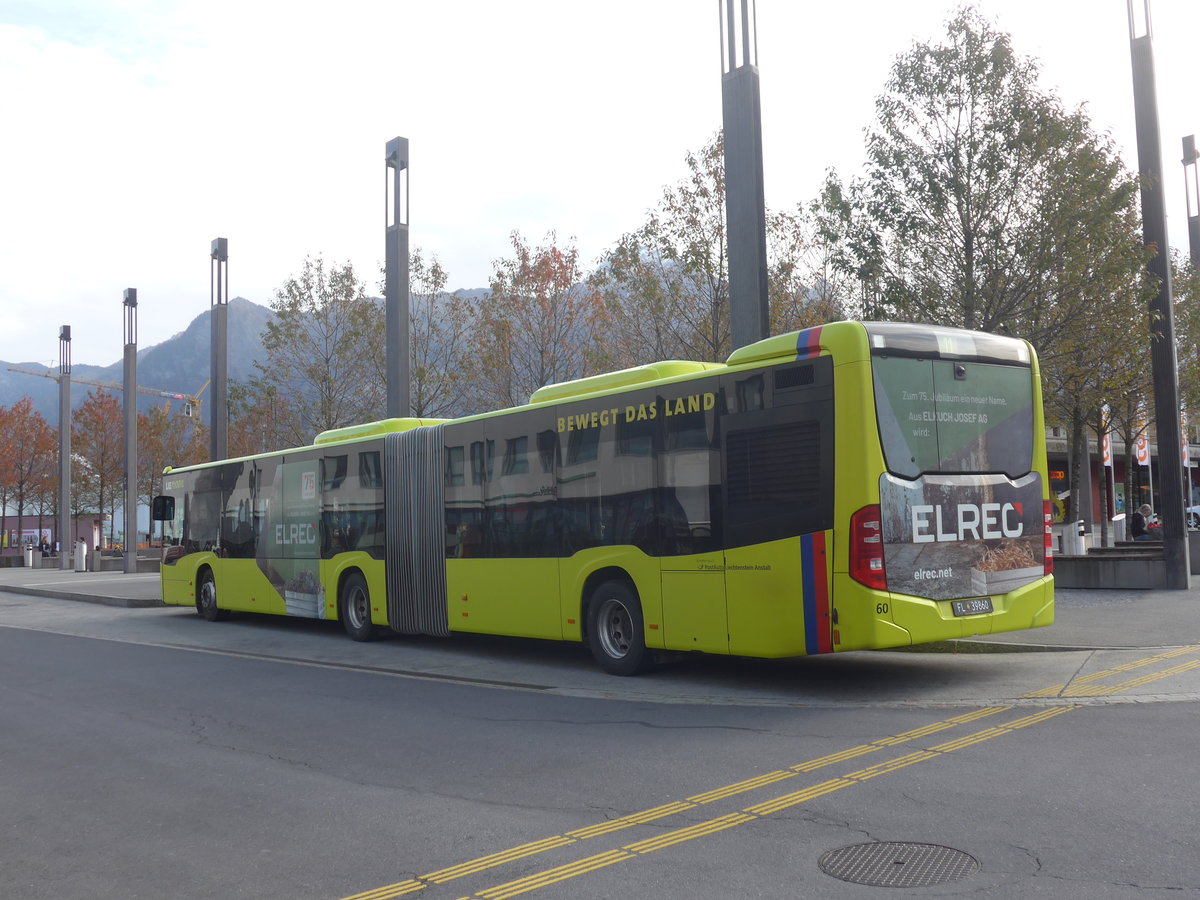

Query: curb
<box><xmin>0</xmin><ymin>583</ymin><xmax>164</xmax><ymax>609</ymax></box>
<box><xmin>906</xmin><ymin>638</ymin><xmax>1171</xmax><ymax>654</ymax></box>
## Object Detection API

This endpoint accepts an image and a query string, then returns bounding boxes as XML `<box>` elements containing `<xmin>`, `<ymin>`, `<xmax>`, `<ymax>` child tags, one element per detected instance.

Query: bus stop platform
<box><xmin>0</xmin><ymin>567</ymin><xmax>163</xmax><ymax>607</ymax></box>
<box><xmin>0</xmin><ymin>566</ymin><xmax>1196</xmax><ymax>653</ymax></box>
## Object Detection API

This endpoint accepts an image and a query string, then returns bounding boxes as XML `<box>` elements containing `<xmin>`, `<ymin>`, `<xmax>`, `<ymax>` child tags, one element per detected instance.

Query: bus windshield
<box><xmin>872</xmin><ymin>356</ymin><xmax>1034</xmax><ymax>480</ymax></box>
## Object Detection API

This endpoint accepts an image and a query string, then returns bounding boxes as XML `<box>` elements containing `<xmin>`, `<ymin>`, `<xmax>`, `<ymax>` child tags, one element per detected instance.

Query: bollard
<box><xmin>74</xmin><ymin>539</ymin><xmax>87</xmax><ymax>573</ymax></box>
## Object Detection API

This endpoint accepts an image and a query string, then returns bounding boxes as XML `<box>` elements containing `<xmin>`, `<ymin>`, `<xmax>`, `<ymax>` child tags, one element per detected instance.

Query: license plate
<box><xmin>951</xmin><ymin>597</ymin><xmax>993</xmax><ymax>617</ymax></box>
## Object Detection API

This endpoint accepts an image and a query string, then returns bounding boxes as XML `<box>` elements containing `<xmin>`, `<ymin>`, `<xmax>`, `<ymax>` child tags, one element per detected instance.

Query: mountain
<box><xmin>0</xmin><ymin>298</ymin><xmax>274</xmax><ymax>425</ymax></box>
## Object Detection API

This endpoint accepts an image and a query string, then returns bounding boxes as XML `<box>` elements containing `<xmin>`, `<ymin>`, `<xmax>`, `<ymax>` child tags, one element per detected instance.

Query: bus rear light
<box><xmin>1043</xmin><ymin>500</ymin><xmax>1054</xmax><ymax>575</ymax></box>
<box><xmin>850</xmin><ymin>505</ymin><xmax>887</xmax><ymax>591</ymax></box>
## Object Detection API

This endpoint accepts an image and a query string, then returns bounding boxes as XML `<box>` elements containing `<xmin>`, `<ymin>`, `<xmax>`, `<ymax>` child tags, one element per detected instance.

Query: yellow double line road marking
<box><xmin>452</xmin><ymin>705</ymin><xmax>1080</xmax><ymax>900</ymax></box>
<box><xmin>1023</xmin><ymin>645</ymin><xmax>1200</xmax><ymax>698</ymax></box>
<box><xmin>343</xmin><ymin>646</ymin><xmax>1200</xmax><ymax>900</ymax></box>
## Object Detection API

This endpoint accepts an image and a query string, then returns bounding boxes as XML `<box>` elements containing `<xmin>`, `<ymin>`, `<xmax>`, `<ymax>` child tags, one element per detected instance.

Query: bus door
<box><xmin>660</xmin><ymin>550</ymin><xmax>728</xmax><ymax>654</ymax></box>
<box><xmin>658</xmin><ymin>386</ymin><xmax>728</xmax><ymax>654</ymax></box>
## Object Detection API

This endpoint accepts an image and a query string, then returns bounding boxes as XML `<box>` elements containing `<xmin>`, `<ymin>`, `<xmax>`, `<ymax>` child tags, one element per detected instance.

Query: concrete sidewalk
<box><xmin>0</xmin><ymin>565</ymin><xmax>1195</xmax><ymax>651</ymax></box>
<box><xmin>0</xmin><ymin>566</ymin><xmax>162</xmax><ymax>607</ymax></box>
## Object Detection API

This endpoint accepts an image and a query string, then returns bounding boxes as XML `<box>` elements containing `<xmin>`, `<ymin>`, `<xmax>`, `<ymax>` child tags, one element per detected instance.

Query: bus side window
<box><xmin>735</xmin><ymin>375</ymin><xmax>765</xmax><ymax>412</ymax></box>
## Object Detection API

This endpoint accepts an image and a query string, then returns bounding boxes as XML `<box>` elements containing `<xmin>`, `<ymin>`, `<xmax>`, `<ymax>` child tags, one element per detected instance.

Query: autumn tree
<box><xmin>3</xmin><ymin>397</ymin><xmax>56</xmax><ymax>524</ymax></box>
<box><xmin>30</xmin><ymin>463</ymin><xmax>58</xmax><ymax>548</ymax></box>
<box><xmin>227</xmin><ymin>381</ymin><xmax>292</xmax><ymax>458</ymax></box>
<box><xmin>0</xmin><ymin>404</ymin><xmax>10</xmax><ymax>547</ymax></box>
<box><xmin>245</xmin><ymin>255</ymin><xmax>383</xmax><ymax>445</ymax></box>
<box><xmin>72</xmin><ymin>389</ymin><xmax>124</xmax><ymax>544</ymax></box>
<box><xmin>0</xmin><ymin>398</ymin><xmax>58</xmax><ymax>548</ymax></box>
<box><xmin>766</xmin><ymin>202</ymin><xmax>852</xmax><ymax>334</ymax></box>
<box><xmin>138</xmin><ymin>404</ymin><xmax>207</xmax><ymax>507</ymax></box>
<box><xmin>466</xmin><ymin>231</ymin><xmax>604</xmax><ymax>410</ymax></box>
<box><xmin>592</xmin><ymin>135</ymin><xmax>730</xmax><ymax>367</ymax></box>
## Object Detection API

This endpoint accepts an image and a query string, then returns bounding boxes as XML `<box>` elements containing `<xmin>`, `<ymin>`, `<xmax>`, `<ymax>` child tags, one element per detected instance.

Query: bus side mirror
<box><xmin>151</xmin><ymin>495</ymin><xmax>175</xmax><ymax>522</ymax></box>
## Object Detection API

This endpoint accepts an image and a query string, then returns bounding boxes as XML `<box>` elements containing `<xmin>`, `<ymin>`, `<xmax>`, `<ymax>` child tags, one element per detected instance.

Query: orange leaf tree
<box><xmin>467</xmin><ymin>231</ymin><xmax>604</xmax><ymax>411</ymax></box>
<box><xmin>72</xmin><ymin>389</ymin><xmax>124</xmax><ymax>545</ymax></box>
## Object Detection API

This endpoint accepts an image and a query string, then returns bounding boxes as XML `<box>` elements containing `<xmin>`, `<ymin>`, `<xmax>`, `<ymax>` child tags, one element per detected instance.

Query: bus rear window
<box><xmin>872</xmin><ymin>356</ymin><xmax>1034</xmax><ymax>479</ymax></box>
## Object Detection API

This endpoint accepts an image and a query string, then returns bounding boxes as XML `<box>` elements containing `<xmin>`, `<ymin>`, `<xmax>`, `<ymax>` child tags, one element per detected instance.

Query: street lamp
<box><xmin>123</xmin><ymin>289</ymin><xmax>137</xmax><ymax>574</ymax></box>
<box><xmin>385</xmin><ymin>137</ymin><xmax>410</xmax><ymax>418</ymax></box>
<box><xmin>58</xmin><ymin>325</ymin><xmax>71</xmax><ymax>570</ymax></box>
<box><xmin>1184</xmin><ymin>135</ymin><xmax>1199</xmax><ymax>266</ymax></box>
<box><xmin>210</xmin><ymin>237</ymin><xmax>228</xmax><ymax>460</ymax></box>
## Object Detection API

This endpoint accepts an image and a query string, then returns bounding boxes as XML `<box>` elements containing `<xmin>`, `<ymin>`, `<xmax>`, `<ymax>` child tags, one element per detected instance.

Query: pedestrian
<box><xmin>1131</xmin><ymin>504</ymin><xmax>1153</xmax><ymax>541</ymax></box>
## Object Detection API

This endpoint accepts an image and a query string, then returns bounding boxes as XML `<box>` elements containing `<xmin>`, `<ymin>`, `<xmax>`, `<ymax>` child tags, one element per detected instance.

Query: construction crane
<box><xmin>6</xmin><ymin>366</ymin><xmax>211</xmax><ymax>419</ymax></box>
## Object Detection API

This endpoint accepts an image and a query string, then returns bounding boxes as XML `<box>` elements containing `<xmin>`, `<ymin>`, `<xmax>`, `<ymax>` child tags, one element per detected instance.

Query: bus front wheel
<box><xmin>587</xmin><ymin>580</ymin><xmax>651</xmax><ymax>676</ymax></box>
<box><xmin>196</xmin><ymin>570</ymin><xmax>227</xmax><ymax>622</ymax></box>
<box><xmin>339</xmin><ymin>572</ymin><xmax>378</xmax><ymax>642</ymax></box>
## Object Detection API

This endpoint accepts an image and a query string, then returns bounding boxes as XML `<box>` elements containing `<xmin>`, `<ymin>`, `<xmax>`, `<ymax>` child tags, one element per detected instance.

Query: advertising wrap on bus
<box><xmin>879</xmin><ymin>472</ymin><xmax>1045</xmax><ymax>600</ymax></box>
<box><xmin>870</xmin><ymin>332</ymin><xmax>1044</xmax><ymax>601</ymax></box>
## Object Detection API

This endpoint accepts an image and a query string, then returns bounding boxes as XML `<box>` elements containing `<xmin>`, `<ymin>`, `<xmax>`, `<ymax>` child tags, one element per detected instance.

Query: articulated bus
<box><xmin>152</xmin><ymin>321</ymin><xmax>1054</xmax><ymax>674</ymax></box>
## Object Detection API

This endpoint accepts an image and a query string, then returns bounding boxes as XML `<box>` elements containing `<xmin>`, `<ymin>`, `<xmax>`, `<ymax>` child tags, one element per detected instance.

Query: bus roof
<box><xmin>160</xmin><ymin>321</ymin><xmax>1032</xmax><ymax>477</ymax></box>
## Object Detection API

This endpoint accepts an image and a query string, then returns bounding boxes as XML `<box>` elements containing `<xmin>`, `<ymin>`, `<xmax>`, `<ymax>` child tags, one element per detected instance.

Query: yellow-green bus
<box><xmin>152</xmin><ymin>321</ymin><xmax>1053</xmax><ymax>674</ymax></box>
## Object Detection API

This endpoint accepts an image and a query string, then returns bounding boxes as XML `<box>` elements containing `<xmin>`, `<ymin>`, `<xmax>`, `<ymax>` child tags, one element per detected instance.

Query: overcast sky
<box><xmin>2</xmin><ymin>0</ymin><xmax>1198</xmax><ymax>369</ymax></box>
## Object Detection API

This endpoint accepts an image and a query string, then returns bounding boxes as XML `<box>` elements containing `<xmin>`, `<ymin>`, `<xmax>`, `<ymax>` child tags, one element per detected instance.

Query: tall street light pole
<box><xmin>122</xmin><ymin>289</ymin><xmax>138</xmax><ymax>574</ymax></box>
<box><xmin>385</xmin><ymin>137</ymin><xmax>411</xmax><ymax>418</ymax></box>
<box><xmin>1128</xmin><ymin>0</ymin><xmax>1188</xmax><ymax>586</ymax></box>
<box><xmin>58</xmin><ymin>326</ymin><xmax>71</xmax><ymax>570</ymax></box>
<box><xmin>1184</xmin><ymin>135</ymin><xmax>1200</xmax><ymax>267</ymax></box>
<box><xmin>721</xmin><ymin>0</ymin><xmax>769</xmax><ymax>352</ymax></box>
<box><xmin>210</xmin><ymin>238</ymin><xmax>229</xmax><ymax>461</ymax></box>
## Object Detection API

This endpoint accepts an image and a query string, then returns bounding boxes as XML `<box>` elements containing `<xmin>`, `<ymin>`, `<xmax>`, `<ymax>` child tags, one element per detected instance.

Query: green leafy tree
<box><xmin>248</xmin><ymin>255</ymin><xmax>382</xmax><ymax>445</ymax></box>
<box><xmin>828</xmin><ymin>6</ymin><xmax>1151</xmax><ymax>355</ymax></box>
<box><xmin>1172</xmin><ymin>253</ymin><xmax>1200</xmax><ymax>418</ymax></box>
<box><xmin>593</xmin><ymin>133</ymin><xmax>846</xmax><ymax>370</ymax></box>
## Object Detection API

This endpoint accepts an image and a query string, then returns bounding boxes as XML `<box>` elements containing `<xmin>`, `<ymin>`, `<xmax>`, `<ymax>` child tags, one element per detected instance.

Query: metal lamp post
<box><xmin>721</xmin><ymin>0</ymin><xmax>769</xmax><ymax>352</ymax></box>
<box><xmin>210</xmin><ymin>237</ymin><xmax>229</xmax><ymax>461</ymax></box>
<box><xmin>385</xmin><ymin>137</ymin><xmax>410</xmax><ymax>419</ymax></box>
<box><xmin>123</xmin><ymin>289</ymin><xmax>138</xmax><ymax>574</ymax></box>
<box><xmin>1128</xmin><ymin>0</ymin><xmax>1188</xmax><ymax>585</ymax></box>
<box><xmin>58</xmin><ymin>326</ymin><xmax>71</xmax><ymax>570</ymax></box>
<box><xmin>1184</xmin><ymin>135</ymin><xmax>1200</xmax><ymax>267</ymax></box>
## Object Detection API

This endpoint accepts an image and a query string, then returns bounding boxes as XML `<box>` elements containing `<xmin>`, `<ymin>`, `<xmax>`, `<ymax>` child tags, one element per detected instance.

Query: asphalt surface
<box><xmin>3</xmin><ymin>563</ymin><xmax>1197</xmax><ymax>650</ymax></box>
<box><xmin>1</xmin><ymin>562</ymin><xmax>1199</xmax><ymax>710</ymax></box>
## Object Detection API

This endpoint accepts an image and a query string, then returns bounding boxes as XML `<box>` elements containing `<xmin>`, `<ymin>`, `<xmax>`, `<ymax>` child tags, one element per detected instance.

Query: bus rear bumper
<box><xmin>834</xmin><ymin>575</ymin><xmax>1054</xmax><ymax>651</ymax></box>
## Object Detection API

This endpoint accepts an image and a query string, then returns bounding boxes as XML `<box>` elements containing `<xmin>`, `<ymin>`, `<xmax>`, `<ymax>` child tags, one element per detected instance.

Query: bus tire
<box><xmin>196</xmin><ymin>569</ymin><xmax>227</xmax><ymax>622</ymax></box>
<box><xmin>339</xmin><ymin>572</ymin><xmax>378</xmax><ymax>642</ymax></box>
<box><xmin>587</xmin><ymin>580</ymin><xmax>651</xmax><ymax>676</ymax></box>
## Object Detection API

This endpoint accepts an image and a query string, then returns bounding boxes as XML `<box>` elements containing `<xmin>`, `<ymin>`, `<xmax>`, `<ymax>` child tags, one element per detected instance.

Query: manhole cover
<box><xmin>819</xmin><ymin>841</ymin><xmax>979</xmax><ymax>888</ymax></box>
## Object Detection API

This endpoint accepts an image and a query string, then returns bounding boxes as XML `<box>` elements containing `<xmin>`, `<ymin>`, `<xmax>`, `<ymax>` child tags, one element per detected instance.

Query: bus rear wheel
<box><xmin>339</xmin><ymin>572</ymin><xmax>378</xmax><ymax>642</ymax></box>
<box><xmin>196</xmin><ymin>570</ymin><xmax>227</xmax><ymax>622</ymax></box>
<box><xmin>587</xmin><ymin>580</ymin><xmax>651</xmax><ymax>676</ymax></box>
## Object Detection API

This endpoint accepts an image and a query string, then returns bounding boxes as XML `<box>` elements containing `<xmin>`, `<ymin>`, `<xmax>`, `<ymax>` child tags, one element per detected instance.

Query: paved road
<box><xmin>3</xmin><ymin>592</ymin><xmax>1200</xmax><ymax>898</ymax></box>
